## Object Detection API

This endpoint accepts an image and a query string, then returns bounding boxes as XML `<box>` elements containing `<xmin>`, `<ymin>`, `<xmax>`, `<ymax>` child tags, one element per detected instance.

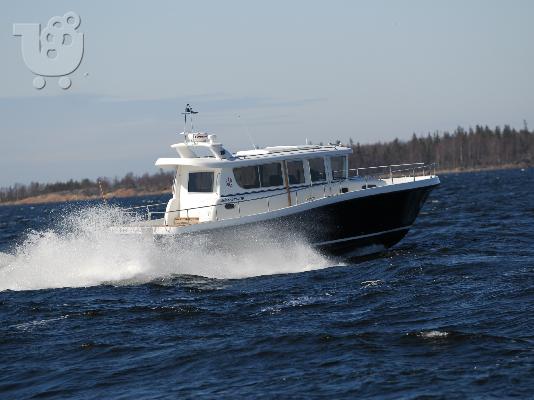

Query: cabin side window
<box><xmin>287</xmin><ymin>160</ymin><xmax>305</xmax><ymax>185</ymax></box>
<box><xmin>188</xmin><ymin>172</ymin><xmax>214</xmax><ymax>192</ymax></box>
<box><xmin>233</xmin><ymin>163</ymin><xmax>283</xmax><ymax>190</ymax></box>
<box><xmin>233</xmin><ymin>166</ymin><xmax>260</xmax><ymax>189</ymax></box>
<box><xmin>259</xmin><ymin>163</ymin><xmax>283</xmax><ymax>187</ymax></box>
<box><xmin>330</xmin><ymin>156</ymin><xmax>347</xmax><ymax>180</ymax></box>
<box><xmin>308</xmin><ymin>157</ymin><xmax>326</xmax><ymax>182</ymax></box>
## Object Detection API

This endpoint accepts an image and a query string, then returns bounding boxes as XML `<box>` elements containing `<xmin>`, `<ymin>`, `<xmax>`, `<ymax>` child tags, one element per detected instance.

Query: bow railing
<box><xmin>349</xmin><ymin>162</ymin><xmax>437</xmax><ymax>184</ymax></box>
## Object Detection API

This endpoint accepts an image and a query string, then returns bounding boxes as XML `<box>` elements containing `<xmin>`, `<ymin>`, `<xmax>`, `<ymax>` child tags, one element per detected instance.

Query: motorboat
<box><xmin>115</xmin><ymin>105</ymin><xmax>440</xmax><ymax>257</ymax></box>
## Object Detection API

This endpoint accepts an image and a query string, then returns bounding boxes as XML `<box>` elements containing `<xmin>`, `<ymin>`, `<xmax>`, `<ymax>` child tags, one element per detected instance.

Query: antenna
<box><xmin>97</xmin><ymin>179</ymin><xmax>108</xmax><ymax>206</ymax></box>
<box><xmin>237</xmin><ymin>114</ymin><xmax>257</xmax><ymax>150</ymax></box>
<box><xmin>181</xmin><ymin>104</ymin><xmax>198</xmax><ymax>133</ymax></box>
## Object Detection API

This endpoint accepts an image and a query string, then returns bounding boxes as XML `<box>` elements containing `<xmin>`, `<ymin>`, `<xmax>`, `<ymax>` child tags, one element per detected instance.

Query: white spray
<box><xmin>0</xmin><ymin>206</ymin><xmax>332</xmax><ymax>291</ymax></box>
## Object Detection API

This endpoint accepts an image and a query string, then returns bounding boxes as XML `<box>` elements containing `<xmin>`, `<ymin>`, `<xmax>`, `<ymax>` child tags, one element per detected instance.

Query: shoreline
<box><xmin>433</xmin><ymin>163</ymin><xmax>530</xmax><ymax>175</ymax></box>
<box><xmin>0</xmin><ymin>188</ymin><xmax>170</xmax><ymax>207</ymax></box>
<box><xmin>0</xmin><ymin>164</ymin><xmax>530</xmax><ymax>207</ymax></box>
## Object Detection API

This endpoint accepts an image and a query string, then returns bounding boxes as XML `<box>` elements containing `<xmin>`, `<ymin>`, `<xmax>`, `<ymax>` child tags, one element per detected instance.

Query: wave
<box><xmin>0</xmin><ymin>206</ymin><xmax>331</xmax><ymax>292</ymax></box>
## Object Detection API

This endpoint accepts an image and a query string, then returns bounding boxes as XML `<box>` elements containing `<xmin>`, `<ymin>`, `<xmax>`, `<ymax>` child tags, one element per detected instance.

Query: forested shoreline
<box><xmin>1</xmin><ymin>124</ymin><xmax>532</xmax><ymax>205</ymax></box>
<box><xmin>0</xmin><ymin>170</ymin><xmax>175</xmax><ymax>205</ymax></box>
<box><xmin>347</xmin><ymin>124</ymin><xmax>533</xmax><ymax>170</ymax></box>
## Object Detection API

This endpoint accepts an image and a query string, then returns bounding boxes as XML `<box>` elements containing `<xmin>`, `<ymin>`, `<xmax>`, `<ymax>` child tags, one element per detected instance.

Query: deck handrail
<box><xmin>350</xmin><ymin>162</ymin><xmax>425</xmax><ymax>171</ymax></box>
<box><xmin>349</xmin><ymin>162</ymin><xmax>437</xmax><ymax>184</ymax></box>
<box><xmin>122</xmin><ymin>184</ymin><xmax>320</xmax><ymax>216</ymax></box>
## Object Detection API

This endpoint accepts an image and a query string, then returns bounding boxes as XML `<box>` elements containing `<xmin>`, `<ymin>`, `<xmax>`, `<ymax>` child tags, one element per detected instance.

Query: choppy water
<box><xmin>1</xmin><ymin>169</ymin><xmax>533</xmax><ymax>399</ymax></box>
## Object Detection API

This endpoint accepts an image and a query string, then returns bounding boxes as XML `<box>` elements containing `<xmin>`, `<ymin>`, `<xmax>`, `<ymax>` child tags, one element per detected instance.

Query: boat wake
<box><xmin>0</xmin><ymin>206</ymin><xmax>332</xmax><ymax>292</ymax></box>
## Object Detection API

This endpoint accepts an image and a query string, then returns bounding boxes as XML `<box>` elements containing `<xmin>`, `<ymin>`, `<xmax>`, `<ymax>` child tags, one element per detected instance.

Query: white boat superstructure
<box><xmin>117</xmin><ymin>105</ymin><xmax>440</xmax><ymax>257</ymax></box>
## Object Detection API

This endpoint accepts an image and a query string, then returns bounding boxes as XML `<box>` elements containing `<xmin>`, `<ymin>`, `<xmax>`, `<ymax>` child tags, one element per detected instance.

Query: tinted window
<box><xmin>331</xmin><ymin>156</ymin><xmax>347</xmax><ymax>180</ymax></box>
<box><xmin>308</xmin><ymin>158</ymin><xmax>326</xmax><ymax>182</ymax></box>
<box><xmin>287</xmin><ymin>160</ymin><xmax>305</xmax><ymax>185</ymax></box>
<box><xmin>188</xmin><ymin>172</ymin><xmax>214</xmax><ymax>192</ymax></box>
<box><xmin>260</xmin><ymin>163</ymin><xmax>283</xmax><ymax>187</ymax></box>
<box><xmin>233</xmin><ymin>166</ymin><xmax>260</xmax><ymax>189</ymax></box>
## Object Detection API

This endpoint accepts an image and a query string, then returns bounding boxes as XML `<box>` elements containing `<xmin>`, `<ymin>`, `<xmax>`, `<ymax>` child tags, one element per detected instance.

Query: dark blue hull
<box><xmin>163</xmin><ymin>183</ymin><xmax>438</xmax><ymax>258</ymax></box>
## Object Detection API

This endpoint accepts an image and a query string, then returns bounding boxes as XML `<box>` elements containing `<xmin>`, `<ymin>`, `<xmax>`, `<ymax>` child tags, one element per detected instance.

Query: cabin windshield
<box><xmin>331</xmin><ymin>156</ymin><xmax>347</xmax><ymax>180</ymax></box>
<box><xmin>308</xmin><ymin>157</ymin><xmax>326</xmax><ymax>182</ymax></box>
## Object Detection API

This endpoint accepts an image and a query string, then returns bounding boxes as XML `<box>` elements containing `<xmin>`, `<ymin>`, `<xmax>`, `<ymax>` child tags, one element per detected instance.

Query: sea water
<box><xmin>0</xmin><ymin>168</ymin><xmax>533</xmax><ymax>398</ymax></box>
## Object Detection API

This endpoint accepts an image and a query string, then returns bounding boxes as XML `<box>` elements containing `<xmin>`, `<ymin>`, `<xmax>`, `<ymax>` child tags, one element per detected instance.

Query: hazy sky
<box><xmin>1</xmin><ymin>0</ymin><xmax>533</xmax><ymax>186</ymax></box>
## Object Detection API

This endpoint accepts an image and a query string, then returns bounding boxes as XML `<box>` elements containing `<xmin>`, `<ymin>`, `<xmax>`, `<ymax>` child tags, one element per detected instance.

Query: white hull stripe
<box><xmin>312</xmin><ymin>225</ymin><xmax>412</xmax><ymax>247</ymax></box>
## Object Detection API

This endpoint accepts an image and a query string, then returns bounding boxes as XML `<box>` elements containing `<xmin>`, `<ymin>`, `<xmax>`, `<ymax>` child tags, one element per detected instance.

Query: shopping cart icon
<box><xmin>13</xmin><ymin>11</ymin><xmax>84</xmax><ymax>89</ymax></box>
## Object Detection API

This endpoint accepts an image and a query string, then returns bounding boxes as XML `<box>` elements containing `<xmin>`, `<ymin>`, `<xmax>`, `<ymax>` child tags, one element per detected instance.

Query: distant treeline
<box><xmin>1</xmin><ymin>124</ymin><xmax>533</xmax><ymax>203</ymax></box>
<box><xmin>0</xmin><ymin>170</ymin><xmax>174</xmax><ymax>204</ymax></box>
<box><xmin>347</xmin><ymin>124</ymin><xmax>533</xmax><ymax>170</ymax></box>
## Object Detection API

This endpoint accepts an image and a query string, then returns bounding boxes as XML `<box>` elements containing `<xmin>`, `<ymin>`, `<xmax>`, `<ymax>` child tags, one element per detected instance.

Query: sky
<box><xmin>1</xmin><ymin>0</ymin><xmax>533</xmax><ymax>186</ymax></box>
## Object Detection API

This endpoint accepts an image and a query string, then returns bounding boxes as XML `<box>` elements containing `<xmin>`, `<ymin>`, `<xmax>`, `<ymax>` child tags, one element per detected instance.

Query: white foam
<box><xmin>361</xmin><ymin>279</ymin><xmax>382</xmax><ymax>288</ymax></box>
<box><xmin>259</xmin><ymin>294</ymin><xmax>332</xmax><ymax>314</ymax></box>
<box><xmin>418</xmin><ymin>330</ymin><xmax>449</xmax><ymax>339</ymax></box>
<box><xmin>0</xmin><ymin>206</ymin><xmax>331</xmax><ymax>292</ymax></box>
<box><xmin>11</xmin><ymin>315</ymin><xmax>69</xmax><ymax>331</ymax></box>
